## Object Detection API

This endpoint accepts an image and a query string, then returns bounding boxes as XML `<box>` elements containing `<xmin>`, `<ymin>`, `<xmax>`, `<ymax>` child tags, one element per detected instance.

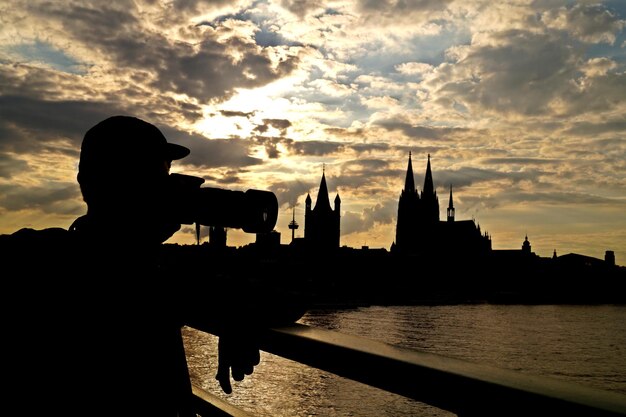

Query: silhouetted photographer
<box><xmin>1</xmin><ymin>116</ymin><xmax>305</xmax><ymax>416</ymax></box>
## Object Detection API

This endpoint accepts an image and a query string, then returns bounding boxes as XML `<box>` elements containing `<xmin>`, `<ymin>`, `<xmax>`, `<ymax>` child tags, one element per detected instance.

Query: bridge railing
<box><xmin>190</xmin><ymin>323</ymin><xmax>626</xmax><ymax>417</ymax></box>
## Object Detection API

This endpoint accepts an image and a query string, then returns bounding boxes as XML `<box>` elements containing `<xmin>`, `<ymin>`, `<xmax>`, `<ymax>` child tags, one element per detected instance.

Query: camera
<box><xmin>168</xmin><ymin>173</ymin><xmax>278</xmax><ymax>234</ymax></box>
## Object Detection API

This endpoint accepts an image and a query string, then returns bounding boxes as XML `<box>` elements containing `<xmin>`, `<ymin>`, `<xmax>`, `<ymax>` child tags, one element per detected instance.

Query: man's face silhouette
<box><xmin>77</xmin><ymin>116</ymin><xmax>190</xmax><ymax>244</ymax></box>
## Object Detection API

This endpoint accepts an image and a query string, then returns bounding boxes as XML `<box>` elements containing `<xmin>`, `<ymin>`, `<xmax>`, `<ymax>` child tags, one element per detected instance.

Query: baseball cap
<box><xmin>78</xmin><ymin>115</ymin><xmax>190</xmax><ymax>177</ymax></box>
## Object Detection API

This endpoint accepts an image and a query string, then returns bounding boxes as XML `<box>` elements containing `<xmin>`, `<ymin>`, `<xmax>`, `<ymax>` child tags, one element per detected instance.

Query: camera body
<box><xmin>169</xmin><ymin>173</ymin><xmax>278</xmax><ymax>234</ymax></box>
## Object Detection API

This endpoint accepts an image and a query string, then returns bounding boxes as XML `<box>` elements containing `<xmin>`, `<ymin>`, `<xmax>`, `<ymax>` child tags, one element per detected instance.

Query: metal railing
<box><xmin>190</xmin><ymin>323</ymin><xmax>626</xmax><ymax>417</ymax></box>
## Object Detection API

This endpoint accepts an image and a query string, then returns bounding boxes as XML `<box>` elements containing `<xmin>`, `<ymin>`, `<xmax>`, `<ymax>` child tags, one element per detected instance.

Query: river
<box><xmin>183</xmin><ymin>304</ymin><xmax>626</xmax><ymax>416</ymax></box>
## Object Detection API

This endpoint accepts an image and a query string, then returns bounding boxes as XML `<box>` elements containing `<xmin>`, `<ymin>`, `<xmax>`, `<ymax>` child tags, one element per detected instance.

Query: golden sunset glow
<box><xmin>1</xmin><ymin>0</ymin><xmax>625</xmax><ymax>262</ymax></box>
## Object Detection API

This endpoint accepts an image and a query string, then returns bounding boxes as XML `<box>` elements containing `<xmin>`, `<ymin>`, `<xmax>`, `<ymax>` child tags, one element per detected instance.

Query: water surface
<box><xmin>183</xmin><ymin>304</ymin><xmax>626</xmax><ymax>416</ymax></box>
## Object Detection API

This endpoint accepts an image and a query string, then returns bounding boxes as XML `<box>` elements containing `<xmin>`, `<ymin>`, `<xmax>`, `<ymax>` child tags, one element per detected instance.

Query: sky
<box><xmin>1</xmin><ymin>0</ymin><xmax>625</xmax><ymax>263</ymax></box>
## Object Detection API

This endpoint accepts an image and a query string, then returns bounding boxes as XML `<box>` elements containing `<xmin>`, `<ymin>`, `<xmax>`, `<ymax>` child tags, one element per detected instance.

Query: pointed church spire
<box><xmin>421</xmin><ymin>153</ymin><xmax>439</xmax><ymax>222</ymax></box>
<box><xmin>423</xmin><ymin>153</ymin><xmax>434</xmax><ymax>196</ymax></box>
<box><xmin>447</xmin><ymin>185</ymin><xmax>455</xmax><ymax>222</ymax></box>
<box><xmin>404</xmin><ymin>152</ymin><xmax>416</xmax><ymax>192</ymax></box>
<box><xmin>448</xmin><ymin>185</ymin><xmax>454</xmax><ymax>208</ymax></box>
<box><xmin>314</xmin><ymin>170</ymin><xmax>332</xmax><ymax>212</ymax></box>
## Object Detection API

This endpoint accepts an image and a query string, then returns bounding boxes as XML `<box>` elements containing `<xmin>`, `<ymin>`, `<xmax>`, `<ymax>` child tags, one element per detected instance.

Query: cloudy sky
<box><xmin>1</xmin><ymin>0</ymin><xmax>625</xmax><ymax>262</ymax></box>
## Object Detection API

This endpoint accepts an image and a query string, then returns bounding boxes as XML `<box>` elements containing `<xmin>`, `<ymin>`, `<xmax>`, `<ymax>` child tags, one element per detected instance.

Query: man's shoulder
<box><xmin>0</xmin><ymin>227</ymin><xmax>76</xmax><ymax>266</ymax></box>
<box><xmin>0</xmin><ymin>227</ymin><xmax>70</xmax><ymax>245</ymax></box>
<box><xmin>2</xmin><ymin>226</ymin><xmax>69</xmax><ymax>238</ymax></box>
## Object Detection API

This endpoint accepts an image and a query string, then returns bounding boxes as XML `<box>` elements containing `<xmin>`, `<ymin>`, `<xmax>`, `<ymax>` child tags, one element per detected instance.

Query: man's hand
<box><xmin>215</xmin><ymin>334</ymin><xmax>260</xmax><ymax>394</ymax></box>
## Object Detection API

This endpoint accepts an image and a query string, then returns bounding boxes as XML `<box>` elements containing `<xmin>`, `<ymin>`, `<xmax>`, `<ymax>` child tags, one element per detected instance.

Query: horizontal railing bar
<box><xmin>191</xmin><ymin>384</ymin><xmax>256</xmax><ymax>417</ymax></box>
<box><xmin>256</xmin><ymin>324</ymin><xmax>626</xmax><ymax>417</ymax></box>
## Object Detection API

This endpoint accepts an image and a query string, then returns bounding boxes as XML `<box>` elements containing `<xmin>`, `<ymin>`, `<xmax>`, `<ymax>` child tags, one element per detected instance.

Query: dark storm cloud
<box><xmin>180</xmin><ymin>225</ymin><xmax>209</xmax><ymax>241</ymax></box>
<box><xmin>375</xmin><ymin>119</ymin><xmax>465</xmax><ymax>140</ymax></box>
<box><xmin>325</xmin><ymin>127</ymin><xmax>366</xmax><ymax>139</ymax></box>
<box><xmin>0</xmin><ymin>155</ymin><xmax>29</xmax><ymax>179</ymax></box>
<box><xmin>245</xmin><ymin>136</ymin><xmax>345</xmax><ymax>159</ymax></box>
<box><xmin>0</xmin><ymin>91</ymin><xmax>256</xmax><ymax>177</ymax></box>
<box><xmin>0</xmin><ymin>62</ymin><xmax>204</xmax><ymax>158</ymax></box>
<box><xmin>142</xmin><ymin>95</ymin><xmax>204</xmax><ymax>124</ymax></box>
<box><xmin>355</xmin><ymin>0</ymin><xmax>453</xmax><ymax>20</ymax></box>
<box><xmin>254</xmin><ymin>124</ymin><xmax>269</xmax><ymax>134</ymax></box>
<box><xmin>431</xmin><ymin>29</ymin><xmax>580</xmax><ymax>116</ymax></box>
<box><xmin>341</xmin><ymin>158</ymin><xmax>389</xmax><ymax>171</ymax></box>
<box><xmin>220</xmin><ymin>110</ymin><xmax>255</xmax><ymax>118</ymax></box>
<box><xmin>333</xmin><ymin>175</ymin><xmax>402</xmax><ymax>194</ymax></box>
<box><xmin>334</xmin><ymin>158</ymin><xmax>403</xmax><ymax>191</ymax></box>
<box><xmin>465</xmin><ymin>190</ymin><xmax>624</xmax><ymax>210</ymax></box>
<box><xmin>287</xmin><ymin>140</ymin><xmax>346</xmax><ymax>156</ymax></box>
<box><xmin>0</xmin><ymin>94</ymin><xmax>122</xmax><ymax>154</ymax></box>
<box><xmin>433</xmin><ymin>167</ymin><xmax>542</xmax><ymax>190</ymax></box>
<box><xmin>162</xmin><ymin>127</ymin><xmax>261</xmax><ymax>169</ymax></box>
<box><xmin>30</xmin><ymin>2</ymin><xmax>301</xmax><ymax>103</ymax></box>
<box><xmin>481</xmin><ymin>157</ymin><xmax>560</xmax><ymax>165</ymax></box>
<box><xmin>564</xmin><ymin>119</ymin><xmax>626</xmax><ymax>136</ymax></box>
<box><xmin>269</xmin><ymin>179</ymin><xmax>317</xmax><ymax>208</ymax></box>
<box><xmin>561</xmin><ymin>73</ymin><xmax>626</xmax><ymax>117</ymax></box>
<box><xmin>254</xmin><ymin>136</ymin><xmax>283</xmax><ymax>159</ymax></box>
<box><xmin>351</xmin><ymin>143</ymin><xmax>390</xmax><ymax>154</ymax></box>
<box><xmin>595</xmin><ymin>138</ymin><xmax>626</xmax><ymax>148</ymax></box>
<box><xmin>0</xmin><ymin>183</ymin><xmax>82</xmax><ymax>214</ymax></box>
<box><xmin>342</xmin><ymin>199</ymin><xmax>396</xmax><ymax>235</ymax></box>
<box><xmin>253</xmin><ymin>118</ymin><xmax>292</xmax><ymax>136</ymax></box>
<box><xmin>264</xmin><ymin>118</ymin><xmax>292</xmax><ymax>133</ymax></box>
<box><xmin>279</xmin><ymin>0</ymin><xmax>325</xmax><ymax>18</ymax></box>
<box><xmin>393</xmin><ymin>144</ymin><xmax>442</xmax><ymax>157</ymax></box>
<box><xmin>167</xmin><ymin>0</ymin><xmax>233</xmax><ymax>13</ymax></box>
<box><xmin>544</xmin><ymin>3</ymin><xmax>625</xmax><ymax>44</ymax></box>
<box><xmin>429</xmin><ymin>22</ymin><xmax>625</xmax><ymax>117</ymax></box>
<box><xmin>214</xmin><ymin>169</ymin><xmax>245</xmax><ymax>185</ymax></box>
<box><xmin>254</xmin><ymin>25</ymin><xmax>303</xmax><ymax>48</ymax></box>
<box><xmin>149</xmin><ymin>37</ymin><xmax>299</xmax><ymax>103</ymax></box>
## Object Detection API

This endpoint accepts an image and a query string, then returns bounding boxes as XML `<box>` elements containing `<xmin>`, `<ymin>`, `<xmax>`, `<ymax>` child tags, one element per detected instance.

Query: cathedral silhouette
<box><xmin>391</xmin><ymin>153</ymin><xmax>492</xmax><ymax>257</ymax></box>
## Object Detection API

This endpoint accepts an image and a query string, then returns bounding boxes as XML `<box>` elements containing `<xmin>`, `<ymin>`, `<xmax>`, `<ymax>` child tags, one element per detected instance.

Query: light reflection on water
<box><xmin>183</xmin><ymin>304</ymin><xmax>626</xmax><ymax>416</ymax></box>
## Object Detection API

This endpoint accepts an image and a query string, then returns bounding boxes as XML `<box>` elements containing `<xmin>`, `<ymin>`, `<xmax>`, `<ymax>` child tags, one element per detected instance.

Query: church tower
<box><xmin>447</xmin><ymin>185</ymin><xmax>455</xmax><ymax>223</ymax></box>
<box><xmin>304</xmin><ymin>168</ymin><xmax>340</xmax><ymax>250</ymax></box>
<box><xmin>421</xmin><ymin>154</ymin><xmax>439</xmax><ymax>223</ymax></box>
<box><xmin>394</xmin><ymin>152</ymin><xmax>421</xmax><ymax>253</ymax></box>
<box><xmin>522</xmin><ymin>234</ymin><xmax>531</xmax><ymax>255</ymax></box>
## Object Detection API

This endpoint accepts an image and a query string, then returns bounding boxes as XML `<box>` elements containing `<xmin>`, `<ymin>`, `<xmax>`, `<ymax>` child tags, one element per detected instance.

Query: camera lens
<box><xmin>194</xmin><ymin>187</ymin><xmax>278</xmax><ymax>234</ymax></box>
<box><xmin>167</xmin><ymin>173</ymin><xmax>278</xmax><ymax>234</ymax></box>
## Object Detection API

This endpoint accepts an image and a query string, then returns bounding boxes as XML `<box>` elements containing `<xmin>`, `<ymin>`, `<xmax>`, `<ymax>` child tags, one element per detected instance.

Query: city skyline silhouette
<box><xmin>193</xmin><ymin>152</ymin><xmax>622</xmax><ymax>268</ymax></box>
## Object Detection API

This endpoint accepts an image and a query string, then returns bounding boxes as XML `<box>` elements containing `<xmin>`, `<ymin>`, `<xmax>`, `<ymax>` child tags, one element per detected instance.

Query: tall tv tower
<box><xmin>288</xmin><ymin>208</ymin><xmax>299</xmax><ymax>243</ymax></box>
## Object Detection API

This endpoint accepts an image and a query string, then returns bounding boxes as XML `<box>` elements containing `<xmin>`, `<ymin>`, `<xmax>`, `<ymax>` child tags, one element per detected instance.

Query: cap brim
<box><xmin>166</xmin><ymin>143</ymin><xmax>190</xmax><ymax>160</ymax></box>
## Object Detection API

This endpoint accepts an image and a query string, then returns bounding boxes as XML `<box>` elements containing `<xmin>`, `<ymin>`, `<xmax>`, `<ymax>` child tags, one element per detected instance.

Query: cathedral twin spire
<box><xmin>404</xmin><ymin>151</ymin><xmax>416</xmax><ymax>193</ymax></box>
<box><xmin>403</xmin><ymin>153</ymin><xmax>437</xmax><ymax>198</ymax></box>
<box><xmin>422</xmin><ymin>153</ymin><xmax>435</xmax><ymax>198</ymax></box>
<box><xmin>401</xmin><ymin>153</ymin><xmax>439</xmax><ymax>223</ymax></box>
